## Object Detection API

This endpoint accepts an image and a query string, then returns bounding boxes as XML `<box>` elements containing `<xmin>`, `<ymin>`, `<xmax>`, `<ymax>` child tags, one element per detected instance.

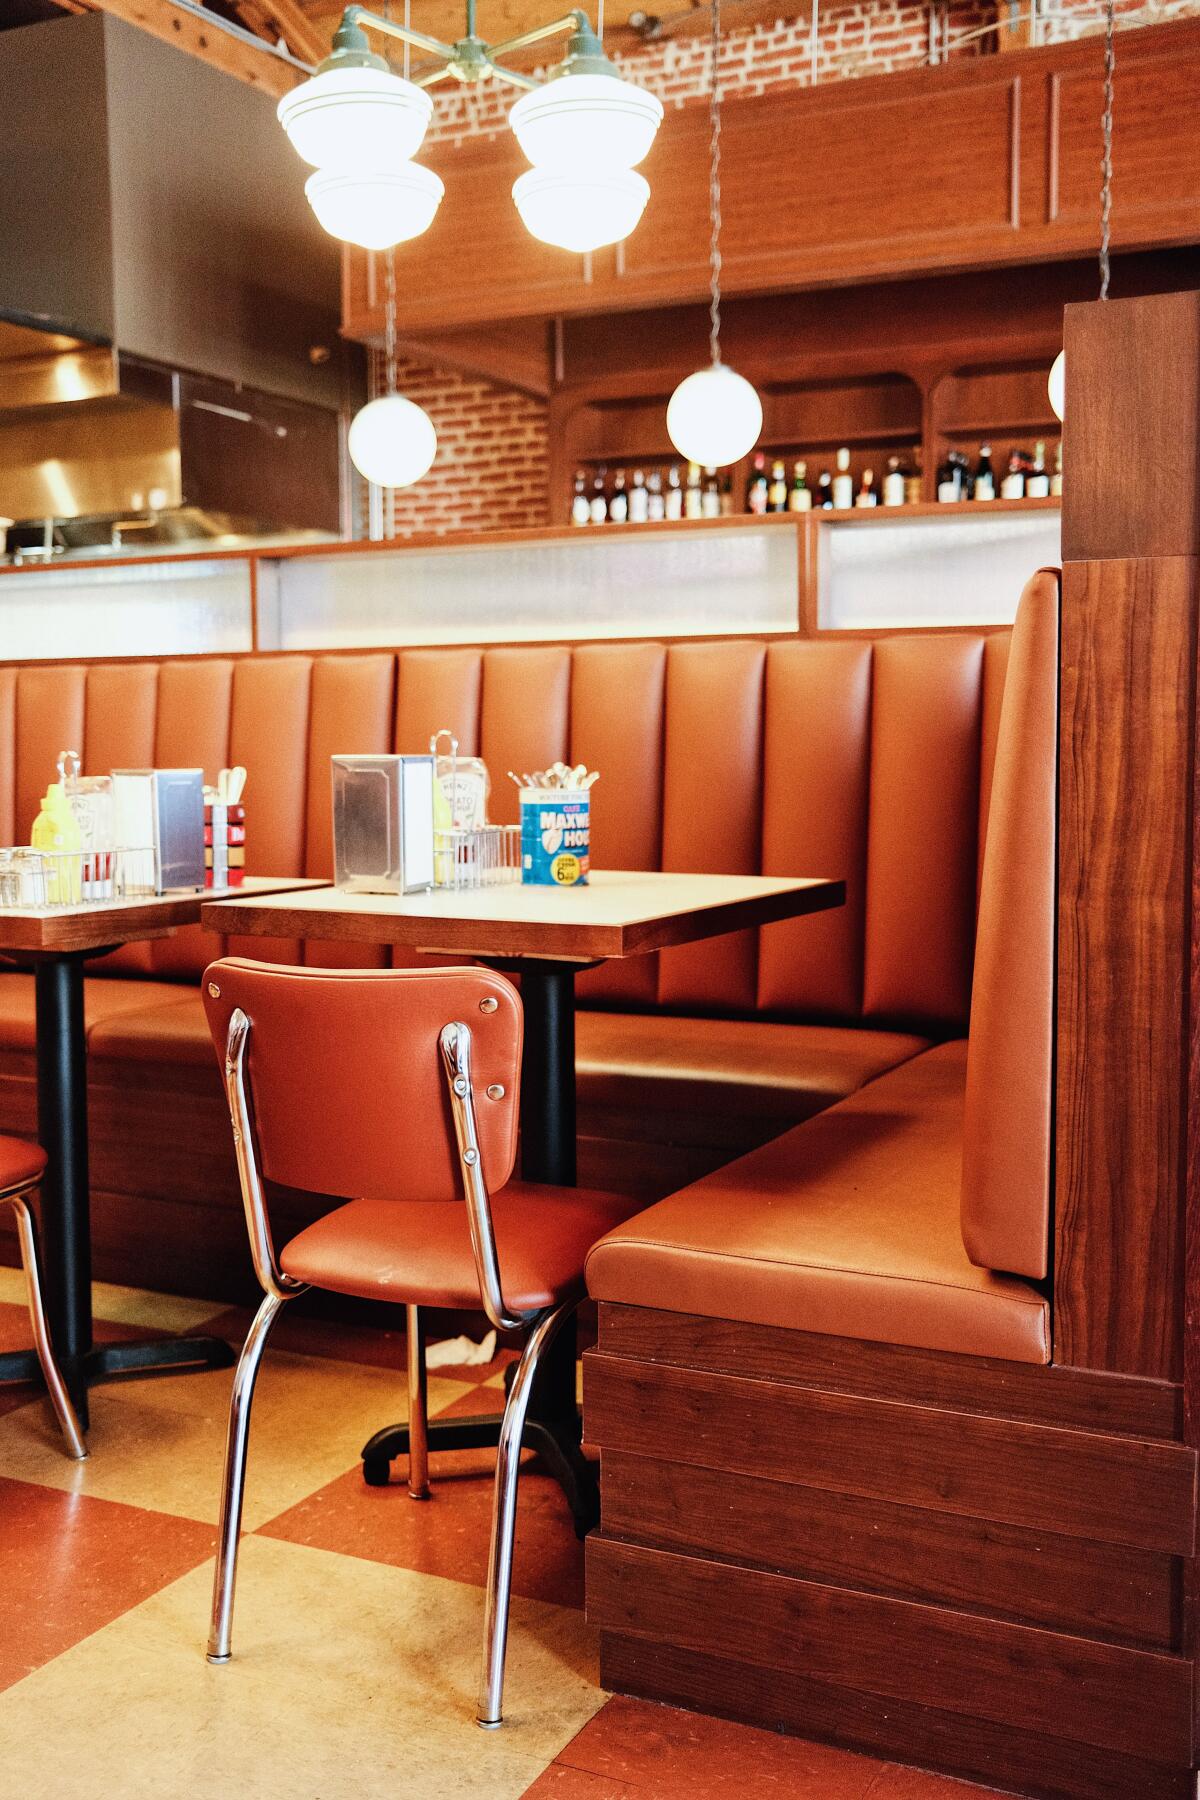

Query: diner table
<box><xmin>202</xmin><ymin>869</ymin><xmax>845</xmax><ymax>1533</ymax></box>
<box><xmin>0</xmin><ymin>876</ymin><xmax>326</xmax><ymax>1429</ymax></box>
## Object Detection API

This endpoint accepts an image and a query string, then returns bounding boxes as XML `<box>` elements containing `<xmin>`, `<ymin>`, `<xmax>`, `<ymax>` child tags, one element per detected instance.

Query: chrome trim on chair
<box><xmin>406</xmin><ymin>1303</ymin><xmax>430</xmax><ymax>1500</ymax></box>
<box><xmin>224</xmin><ymin>1009</ymin><xmax>308</xmax><ymax>1304</ymax></box>
<box><xmin>478</xmin><ymin>1299</ymin><xmax>575</xmax><ymax>1728</ymax></box>
<box><xmin>1</xmin><ymin>1180</ymin><xmax>86</xmax><ymax>1460</ymax></box>
<box><xmin>439</xmin><ymin>1021</ymin><xmax>524</xmax><ymax>1334</ymax></box>
<box><xmin>207</xmin><ymin>1290</ymin><xmax>287</xmax><ymax>1663</ymax></box>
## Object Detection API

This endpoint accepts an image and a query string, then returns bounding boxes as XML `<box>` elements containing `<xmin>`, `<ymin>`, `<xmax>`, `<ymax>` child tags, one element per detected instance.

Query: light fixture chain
<box><xmin>1099</xmin><ymin>0</ymin><xmax>1115</xmax><ymax>300</ymax></box>
<box><xmin>708</xmin><ymin>0</ymin><xmax>723</xmax><ymax>368</ymax></box>
<box><xmin>384</xmin><ymin>249</ymin><xmax>398</xmax><ymax>397</ymax></box>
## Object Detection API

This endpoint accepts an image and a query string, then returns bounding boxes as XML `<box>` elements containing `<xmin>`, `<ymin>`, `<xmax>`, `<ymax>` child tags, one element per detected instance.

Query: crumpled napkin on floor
<box><xmin>426</xmin><ymin>1329</ymin><xmax>498</xmax><ymax>1368</ymax></box>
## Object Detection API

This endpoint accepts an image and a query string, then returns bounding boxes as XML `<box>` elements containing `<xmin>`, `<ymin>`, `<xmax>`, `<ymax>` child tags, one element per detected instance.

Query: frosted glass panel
<box><xmin>269</xmin><ymin>525</ymin><xmax>799</xmax><ymax>649</ymax></box>
<box><xmin>819</xmin><ymin>509</ymin><xmax>1061</xmax><ymax>630</ymax></box>
<box><xmin>0</xmin><ymin>559</ymin><xmax>253</xmax><ymax>659</ymax></box>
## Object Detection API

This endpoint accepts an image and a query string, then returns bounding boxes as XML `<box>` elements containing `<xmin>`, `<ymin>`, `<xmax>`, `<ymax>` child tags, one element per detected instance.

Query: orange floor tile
<box><xmin>0</xmin><ymin>1278</ymin><xmax>1007</xmax><ymax>1800</ymax></box>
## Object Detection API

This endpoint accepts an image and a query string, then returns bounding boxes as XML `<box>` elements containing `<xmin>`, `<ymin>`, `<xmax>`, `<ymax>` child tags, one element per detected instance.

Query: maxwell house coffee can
<box><xmin>520</xmin><ymin>789</ymin><xmax>590</xmax><ymax>886</ymax></box>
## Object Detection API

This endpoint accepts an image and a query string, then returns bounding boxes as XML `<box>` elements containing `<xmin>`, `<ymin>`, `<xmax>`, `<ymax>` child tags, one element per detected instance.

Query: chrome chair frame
<box><xmin>1</xmin><ymin>1174</ymin><xmax>86</xmax><ymax>1461</ymax></box>
<box><xmin>207</xmin><ymin>1001</ymin><xmax>577</xmax><ymax>1732</ymax></box>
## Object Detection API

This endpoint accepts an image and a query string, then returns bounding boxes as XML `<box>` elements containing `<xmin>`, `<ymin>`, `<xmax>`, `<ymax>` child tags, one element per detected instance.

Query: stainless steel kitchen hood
<box><xmin>0</xmin><ymin>12</ymin><xmax>356</xmax><ymax>549</ymax></box>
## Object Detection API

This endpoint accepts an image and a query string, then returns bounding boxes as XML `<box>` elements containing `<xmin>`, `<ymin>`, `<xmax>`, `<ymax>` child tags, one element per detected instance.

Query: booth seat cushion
<box><xmin>88</xmin><ymin>987</ymin><xmax>214</xmax><ymax>1065</ymax></box>
<box><xmin>576</xmin><ymin>1011</ymin><xmax>931</xmax><ymax>1132</ymax></box>
<box><xmin>0</xmin><ymin>972</ymin><xmax>196</xmax><ymax>1053</ymax></box>
<box><xmin>585</xmin><ymin>1040</ymin><xmax>1050</xmax><ymax>1364</ymax></box>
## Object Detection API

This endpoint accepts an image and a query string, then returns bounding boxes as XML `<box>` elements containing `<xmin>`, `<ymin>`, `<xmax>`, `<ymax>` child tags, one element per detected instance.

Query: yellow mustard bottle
<box><xmin>31</xmin><ymin>782</ymin><xmax>82</xmax><ymax>903</ymax></box>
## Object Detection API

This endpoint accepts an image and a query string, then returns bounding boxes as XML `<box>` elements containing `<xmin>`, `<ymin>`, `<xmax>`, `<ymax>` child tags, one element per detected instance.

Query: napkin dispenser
<box><xmin>111</xmin><ymin>768</ymin><xmax>206</xmax><ymax>892</ymax></box>
<box><xmin>332</xmin><ymin>755</ymin><xmax>436</xmax><ymax>896</ymax></box>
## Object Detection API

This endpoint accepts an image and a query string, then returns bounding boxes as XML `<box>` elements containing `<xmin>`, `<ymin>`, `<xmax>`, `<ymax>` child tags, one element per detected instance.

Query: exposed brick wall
<box><xmin>372</xmin><ymin>0</ymin><xmax>1200</xmax><ymax>535</ymax></box>
<box><xmin>364</xmin><ymin>356</ymin><xmax>549</xmax><ymax>537</ymax></box>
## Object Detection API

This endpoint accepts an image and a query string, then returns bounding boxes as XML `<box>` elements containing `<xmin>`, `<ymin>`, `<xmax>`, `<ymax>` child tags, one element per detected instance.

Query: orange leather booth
<box><xmin>1</xmin><ymin>619</ymin><xmax>1013</xmax><ymax>1300</ymax></box>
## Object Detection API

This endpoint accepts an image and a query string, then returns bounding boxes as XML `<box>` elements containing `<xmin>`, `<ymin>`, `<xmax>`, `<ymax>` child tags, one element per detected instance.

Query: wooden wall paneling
<box><xmin>600</xmin><ymin>1449</ymin><xmax>1178</xmax><ymax>1649</ymax></box>
<box><xmin>599</xmin><ymin>1633</ymin><xmax>1193</xmax><ymax>1800</ymax></box>
<box><xmin>594</xmin><ymin>1303</ymin><xmax>1183</xmax><ymax>1439</ymax></box>
<box><xmin>1055</xmin><ymin>290</ymin><xmax>1200</xmax><ymax>1381</ymax></box>
<box><xmin>587</xmin><ymin>1538</ymin><xmax>1193</xmax><ymax>1762</ymax></box>
<box><xmin>584</xmin><ymin>1355</ymin><xmax>1198</xmax><ymax>1554</ymax></box>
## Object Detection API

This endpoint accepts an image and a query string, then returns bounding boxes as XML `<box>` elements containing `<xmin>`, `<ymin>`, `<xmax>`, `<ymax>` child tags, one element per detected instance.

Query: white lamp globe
<box><xmin>348</xmin><ymin>394</ymin><xmax>437</xmax><ymax>487</ymax></box>
<box><xmin>1048</xmin><ymin>349</ymin><xmax>1066</xmax><ymax>422</ymax></box>
<box><xmin>305</xmin><ymin>164</ymin><xmax>444</xmax><ymax>249</ymax></box>
<box><xmin>513</xmin><ymin>167</ymin><xmax>649</xmax><ymax>253</ymax></box>
<box><xmin>667</xmin><ymin>363</ymin><xmax>763</xmax><ymax>468</ymax></box>
<box><xmin>278</xmin><ymin>67</ymin><xmax>433</xmax><ymax>173</ymax></box>
<box><xmin>510</xmin><ymin>73</ymin><xmax>664</xmax><ymax>171</ymax></box>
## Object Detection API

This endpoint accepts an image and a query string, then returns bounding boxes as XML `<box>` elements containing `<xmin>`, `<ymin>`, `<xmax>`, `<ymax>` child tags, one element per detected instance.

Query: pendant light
<box><xmin>348</xmin><ymin>247</ymin><xmax>437</xmax><ymax>489</ymax></box>
<box><xmin>666</xmin><ymin>0</ymin><xmax>761</xmax><ymax>468</ymax></box>
<box><xmin>1048</xmin><ymin>0</ymin><xmax>1116</xmax><ymax>421</ymax></box>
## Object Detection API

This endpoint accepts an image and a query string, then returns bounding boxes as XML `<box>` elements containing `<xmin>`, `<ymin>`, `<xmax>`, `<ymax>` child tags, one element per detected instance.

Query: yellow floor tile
<box><xmin>0</xmin><ymin>1349</ymin><xmax>473</xmax><ymax>1529</ymax></box>
<box><xmin>0</xmin><ymin>1536</ymin><xmax>605</xmax><ymax>1800</ymax></box>
<box><xmin>0</xmin><ymin>1267</ymin><xmax>226</xmax><ymax>1334</ymax></box>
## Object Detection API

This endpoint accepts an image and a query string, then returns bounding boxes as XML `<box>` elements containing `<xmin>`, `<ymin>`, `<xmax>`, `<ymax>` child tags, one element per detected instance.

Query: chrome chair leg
<box><xmin>4</xmin><ymin>1192</ymin><xmax>86</xmax><ymax>1461</ymax></box>
<box><xmin>406</xmin><ymin>1303</ymin><xmax>430</xmax><ymax>1500</ymax></box>
<box><xmin>478</xmin><ymin>1299</ymin><xmax>574</xmax><ymax>1730</ymax></box>
<box><xmin>207</xmin><ymin>1290</ymin><xmax>287</xmax><ymax>1664</ymax></box>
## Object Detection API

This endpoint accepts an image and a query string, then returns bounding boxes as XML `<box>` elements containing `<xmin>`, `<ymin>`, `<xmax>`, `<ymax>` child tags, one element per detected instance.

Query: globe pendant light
<box><xmin>666</xmin><ymin>0</ymin><xmax>761</xmax><ymax>467</ymax></box>
<box><xmin>1048</xmin><ymin>0</ymin><xmax>1116</xmax><ymax>423</ymax></box>
<box><xmin>305</xmin><ymin>163</ymin><xmax>444</xmax><ymax>249</ymax></box>
<box><xmin>278</xmin><ymin>19</ymin><xmax>432</xmax><ymax>172</ymax></box>
<box><xmin>508</xmin><ymin>13</ymin><xmax>662</xmax><ymax>254</ymax></box>
<box><xmin>348</xmin><ymin>249</ymin><xmax>436</xmax><ymax>490</ymax></box>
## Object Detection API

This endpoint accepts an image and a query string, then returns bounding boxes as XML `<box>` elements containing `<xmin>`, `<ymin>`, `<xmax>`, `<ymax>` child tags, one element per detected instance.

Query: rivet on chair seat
<box><xmin>487</xmin><ymin>1084</ymin><xmax>505</xmax><ymax>1100</ymax></box>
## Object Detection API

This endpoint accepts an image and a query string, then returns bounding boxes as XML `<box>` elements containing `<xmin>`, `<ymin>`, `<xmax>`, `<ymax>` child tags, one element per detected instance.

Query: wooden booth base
<box><xmin>583</xmin><ymin>1303</ymin><xmax>1197</xmax><ymax>1800</ymax></box>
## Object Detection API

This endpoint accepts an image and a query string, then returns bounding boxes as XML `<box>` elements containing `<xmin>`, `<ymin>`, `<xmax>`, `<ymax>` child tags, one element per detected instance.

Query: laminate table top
<box><xmin>200</xmin><ymin>869</ymin><xmax>846</xmax><ymax>962</ymax></box>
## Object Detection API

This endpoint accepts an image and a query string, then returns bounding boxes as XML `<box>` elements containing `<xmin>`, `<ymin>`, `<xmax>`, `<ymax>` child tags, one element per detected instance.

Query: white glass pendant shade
<box><xmin>513</xmin><ymin>167</ymin><xmax>650</xmax><ymax>253</ymax></box>
<box><xmin>1048</xmin><ymin>349</ymin><xmax>1066</xmax><ymax>422</ymax></box>
<box><xmin>510</xmin><ymin>73</ymin><xmax>663</xmax><ymax>171</ymax></box>
<box><xmin>278</xmin><ymin>67</ymin><xmax>433</xmax><ymax>173</ymax></box>
<box><xmin>667</xmin><ymin>363</ymin><xmax>763</xmax><ymax>468</ymax></box>
<box><xmin>305</xmin><ymin>165</ymin><xmax>444</xmax><ymax>249</ymax></box>
<box><xmin>348</xmin><ymin>394</ymin><xmax>437</xmax><ymax>487</ymax></box>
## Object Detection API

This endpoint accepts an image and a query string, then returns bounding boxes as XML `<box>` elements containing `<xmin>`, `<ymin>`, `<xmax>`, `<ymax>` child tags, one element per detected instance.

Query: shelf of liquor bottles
<box><xmin>556</xmin><ymin>353</ymin><xmax>1064</xmax><ymax>527</ymax></box>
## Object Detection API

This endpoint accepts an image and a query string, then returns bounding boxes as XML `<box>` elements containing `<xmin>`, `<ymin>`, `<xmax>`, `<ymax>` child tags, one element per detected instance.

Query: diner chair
<box><xmin>0</xmin><ymin>1136</ymin><xmax>87</xmax><ymax>1460</ymax></box>
<box><xmin>201</xmin><ymin>957</ymin><xmax>638</xmax><ymax>1728</ymax></box>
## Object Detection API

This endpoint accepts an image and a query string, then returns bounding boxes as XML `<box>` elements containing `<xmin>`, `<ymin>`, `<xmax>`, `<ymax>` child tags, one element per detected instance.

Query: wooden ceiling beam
<box><xmin>251</xmin><ymin>0</ymin><xmax>327</xmax><ymax>62</ymax></box>
<box><xmin>74</xmin><ymin>0</ymin><xmax>305</xmax><ymax>95</ymax></box>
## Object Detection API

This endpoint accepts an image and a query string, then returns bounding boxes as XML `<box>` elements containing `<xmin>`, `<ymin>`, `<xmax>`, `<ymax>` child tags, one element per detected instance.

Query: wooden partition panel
<box><xmin>1055</xmin><ymin>290</ymin><xmax>1200</xmax><ymax>1381</ymax></box>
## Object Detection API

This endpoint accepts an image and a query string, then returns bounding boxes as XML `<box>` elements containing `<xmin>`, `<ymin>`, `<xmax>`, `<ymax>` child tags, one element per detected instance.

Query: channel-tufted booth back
<box><xmin>0</xmin><ymin>631</ymin><xmax>1010</xmax><ymax>1030</ymax></box>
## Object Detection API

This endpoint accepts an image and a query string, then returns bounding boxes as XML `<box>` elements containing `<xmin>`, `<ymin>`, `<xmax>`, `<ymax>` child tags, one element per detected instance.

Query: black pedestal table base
<box><xmin>358</xmin><ymin>958</ymin><xmax>600</xmax><ymax>1537</ymax></box>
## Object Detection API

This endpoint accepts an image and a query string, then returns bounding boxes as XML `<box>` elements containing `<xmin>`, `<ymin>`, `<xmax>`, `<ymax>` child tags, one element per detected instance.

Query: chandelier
<box><xmin>279</xmin><ymin>1</ymin><xmax>663</xmax><ymax>255</ymax></box>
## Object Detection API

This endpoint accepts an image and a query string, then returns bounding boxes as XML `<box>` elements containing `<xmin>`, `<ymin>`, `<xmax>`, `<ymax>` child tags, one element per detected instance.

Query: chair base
<box><xmin>359</xmin><ymin>1410</ymin><xmax>599</xmax><ymax>1540</ymax></box>
<box><xmin>0</xmin><ymin>1333</ymin><xmax>236</xmax><ymax>1397</ymax></box>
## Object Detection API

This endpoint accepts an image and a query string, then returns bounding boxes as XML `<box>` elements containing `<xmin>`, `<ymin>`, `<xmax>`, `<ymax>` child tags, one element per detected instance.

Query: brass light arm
<box><xmin>483</xmin><ymin>60</ymin><xmax>541</xmax><ymax>88</ymax></box>
<box><xmin>341</xmin><ymin>3</ymin><xmax>459</xmax><ymax>63</ymax></box>
<box><xmin>487</xmin><ymin>8</ymin><xmax>589</xmax><ymax>60</ymax></box>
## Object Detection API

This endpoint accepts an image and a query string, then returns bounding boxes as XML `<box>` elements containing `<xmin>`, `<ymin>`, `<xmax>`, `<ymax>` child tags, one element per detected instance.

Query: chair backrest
<box><xmin>960</xmin><ymin>568</ymin><xmax>1059</xmax><ymax>1279</ymax></box>
<box><xmin>202</xmin><ymin>958</ymin><xmax>523</xmax><ymax>1203</ymax></box>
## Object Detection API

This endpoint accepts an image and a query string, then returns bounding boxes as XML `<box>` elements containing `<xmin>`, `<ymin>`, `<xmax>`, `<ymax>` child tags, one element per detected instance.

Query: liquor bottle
<box><xmin>746</xmin><ymin>453</ymin><xmax>769</xmax><ymax>514</ymax></box>
<box><xmin>589</xmin><ymin>467</ymin><xmax>608</xmax><ymax>524</ymax></box>
<box><xmin>609</xmin><ymin>469</ymin><xmax>629</xmax><ymax>524</ymax></box>
<box><xmin>702</xmin><ymin>467</ymin><xmax>721</xmax><ymax>519</ymax></box>
<box><xmin>1049</xmin><ymin>440</ymin><xmax>1063</xmax><ymax>498</ymax></box>
<box><xmin>882</xmin><ymin>455</ymin><xmax>905</xmax><ymax>507</ymax></box>
<box><xmin>665</xmin><ymin>464</ymin><xmax>684</xmax><ymax>521</ymax></box>
<box><xmin>684</xmin><ymin>461</ymin><xmax>704</xmax><ymax>520</ymax></box>
<box><xmin>1000</xmin><ymin>451</ymin><xmax>1026</xmax><ymax>500</ymax></box>
<box><xmin>647</xmin><ymin>469</ymin><xmax>666</xmax><ymax>521</ymax></box>
<box><xmin>571</xmin><ymin>470</ymin><xmax>590</xmax><ymax>526</ymax></box>
<box><xmin>767</xmin><ymin>459</ymin><xmax>788</xmax><ymax>512</ymax></box>
<box><xmin>832</xmin><ymin>447</ymin><xmax>854</xmax><ymax>510</ymax></box>
<box><xmin>855</xmin><ymin>468</ymin><xmax>878</xmax><ymax>508</ymax></box>
<box><xmin>816</xmin><ymin>470</ymin><xmax>834</xmax><ymax>509</ymax></box>
<box><xmin>937</xmin><ymin>452</ymin><xmax>968</xmax><ymax>504</ymax></box>
<box><xmin>973</xmin><ymin>445</ymin><xmax>995</xmax><ymax>502</ymax></box>
<box><xmin>1025</xmin><ymin>440</ymin><xmax>1051</xmax><ymax>498</ymax></box>
<box><xmin>787</xmin><ymin>460</ymin><xmax>812</xmax><ymax>512</ymax></box>
<box><xmin>628</xmin><ymin>469</ymin><xmax>649</xmax><ymax>523</ymax></box>
<box><xmin>720</xmin><ymin>472</ymin><xmax>734</xmax><ymax>517</ymax></box>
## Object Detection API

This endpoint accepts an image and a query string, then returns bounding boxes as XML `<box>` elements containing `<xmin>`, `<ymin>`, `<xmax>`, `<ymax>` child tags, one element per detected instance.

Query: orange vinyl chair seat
<box><xmin>280</xmin><ymin>1181</ymin><xmax>642</xmax><ymax>1312</ymax></box>
<box><xmin>0</xmin><ymin>1134</ymin><xmax>46</xmax><ymax>1192</ymax></box>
